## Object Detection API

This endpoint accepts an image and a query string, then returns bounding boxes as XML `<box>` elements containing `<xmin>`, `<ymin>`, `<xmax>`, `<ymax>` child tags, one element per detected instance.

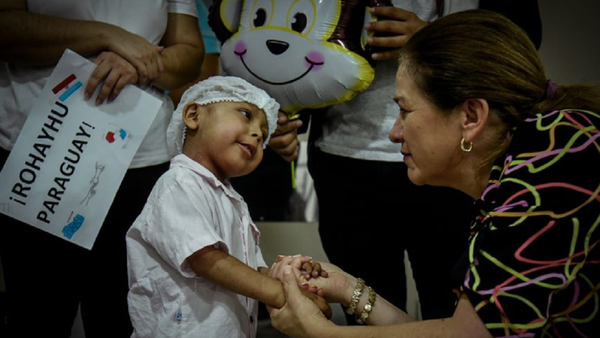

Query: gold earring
<box><xmin>460</xmin><ymin>137</ymin><xmax>473</xmax><ymax>152</ymax></box>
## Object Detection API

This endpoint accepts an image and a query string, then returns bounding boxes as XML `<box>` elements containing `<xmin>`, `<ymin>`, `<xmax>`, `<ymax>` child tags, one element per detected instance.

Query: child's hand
<box><xmin>270</xmin><ymin>255</ymin><xmax>329</xmax><ymax>295</ymax></box>
<box><xmin>300</xmin><ymin>261</ymin><xmax>329</xmax><ymax>280</ymax></box>
<box><xmin>270</xmin><ymin>254</ymin><xmax>312</xmax><ymax>281</ymax></box>
<box><xmin>272</xmin><ymin>255</ymin><xmax>329</xmax><ymax>280</ymax></box>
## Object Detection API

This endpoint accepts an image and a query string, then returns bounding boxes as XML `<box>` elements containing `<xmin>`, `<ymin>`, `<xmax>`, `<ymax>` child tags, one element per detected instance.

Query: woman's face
<box><xmin>389</xmin><ymin>66</ymin><xmax>463</xmax><ymax>187</ymax></box>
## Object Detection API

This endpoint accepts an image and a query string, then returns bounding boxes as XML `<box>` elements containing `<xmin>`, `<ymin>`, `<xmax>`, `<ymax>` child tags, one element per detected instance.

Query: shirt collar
<box><xmin>170</xmin><ymin>154</ymin><xmax>244</xmax><ymax>201</ymax></box>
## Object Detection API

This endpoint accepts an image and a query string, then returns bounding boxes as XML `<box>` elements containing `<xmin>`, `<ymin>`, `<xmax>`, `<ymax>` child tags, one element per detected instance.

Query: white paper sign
<box><xmin>0</xmin><ymin>49</ymin><xmax>162</xmax><ymax>249</ymax></box>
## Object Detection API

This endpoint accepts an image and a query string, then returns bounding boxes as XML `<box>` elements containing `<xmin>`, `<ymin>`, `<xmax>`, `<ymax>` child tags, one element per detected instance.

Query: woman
<box><xmin>268</xmin><ymin>9</ymin><xmax>600</xmax><ymax>338</ymax></box>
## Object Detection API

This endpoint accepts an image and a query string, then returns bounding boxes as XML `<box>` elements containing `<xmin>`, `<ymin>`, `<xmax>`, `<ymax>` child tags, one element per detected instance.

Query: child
<box><xmin>126</xmin><ymin>76</ymin><xmax>327</xmax><ymax>338</ymax></box>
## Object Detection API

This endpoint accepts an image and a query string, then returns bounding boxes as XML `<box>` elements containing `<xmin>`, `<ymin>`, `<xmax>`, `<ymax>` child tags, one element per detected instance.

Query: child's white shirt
<box><xmin>126</xmin><ymin>154</ymin><xmax>267</xmax><ymax>338</ymax></box>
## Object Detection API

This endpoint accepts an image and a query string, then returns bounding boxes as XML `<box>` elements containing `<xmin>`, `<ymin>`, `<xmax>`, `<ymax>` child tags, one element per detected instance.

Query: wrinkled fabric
<box><xmin>127</xmin><ymin>154</ymin><xmax>267</xmax><ymax>338</ymax></box>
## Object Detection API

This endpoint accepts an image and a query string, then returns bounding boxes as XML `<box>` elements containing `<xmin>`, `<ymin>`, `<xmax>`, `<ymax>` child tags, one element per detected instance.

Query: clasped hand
<box><xmin>268</xmin><ymin>258</ymin><xmax>354</xmax><ymax>338</ymax></box>
<box><xmin>84</xmin><ymin>27</ymin><xmax>164</xmax><ymax>105</ymax></box>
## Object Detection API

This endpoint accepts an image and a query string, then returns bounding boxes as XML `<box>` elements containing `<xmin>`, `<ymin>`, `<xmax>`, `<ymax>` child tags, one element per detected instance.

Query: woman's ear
<box><xmin>183</xmin><ymin>103</ymin><xmax>201</xmax><ymax>130</ymax></box>
<box><xmin>461</xmin><ymin>98</ymin><xmax>489</xmax><ymax>143</ymax></box>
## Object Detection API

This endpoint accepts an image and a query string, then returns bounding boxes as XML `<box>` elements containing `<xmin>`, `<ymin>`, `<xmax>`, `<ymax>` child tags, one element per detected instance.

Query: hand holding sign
<box><xmin>0</xmin><ymin>49</ymin><xmax>162</xmax><ymax>249</ymax></box>
<box><xmin>85</xmin><ymin>51</ymin><xmax>141</xmax><ymax>105</ymax></box>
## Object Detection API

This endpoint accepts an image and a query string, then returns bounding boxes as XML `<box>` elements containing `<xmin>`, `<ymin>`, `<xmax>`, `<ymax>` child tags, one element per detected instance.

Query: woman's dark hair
<box><xmin>398</xmin><ymin>9</ymin><xmax>600</xmax><ymax>130</ymax></box>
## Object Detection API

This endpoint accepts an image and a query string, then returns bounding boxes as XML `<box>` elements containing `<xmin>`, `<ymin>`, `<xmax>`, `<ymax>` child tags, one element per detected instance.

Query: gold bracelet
<box><xmin>346</xmin><ymin>278</ymin><xmax>365</xmax><ymax>315</ymax></box>
<box><xmin>355</xmin><ymin>286</ymin><xmax>377</xmax><ymax>324</ymax></box>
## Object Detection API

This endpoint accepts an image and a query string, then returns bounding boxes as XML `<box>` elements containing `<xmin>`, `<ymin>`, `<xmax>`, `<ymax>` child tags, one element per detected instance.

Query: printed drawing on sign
<box><xmin>63</xmin><ymin>212</ymin><xmax>85</xmax><ymax>240</ymax></box>
<box><xmin>105</xmin><ymin>123</ymin><xmax>131</xmax><ymax>149</ymax></box>
<box><xmin>81</xmin><ymin>162</ymin><xmax>105</xmax><ymax>206</ymax></box>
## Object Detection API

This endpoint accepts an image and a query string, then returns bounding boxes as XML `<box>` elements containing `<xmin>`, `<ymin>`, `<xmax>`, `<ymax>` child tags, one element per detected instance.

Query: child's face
<box><xmin>182</xmin><ymin>101</ymin><xmax>269</xmax><ymax>181</ymax></box>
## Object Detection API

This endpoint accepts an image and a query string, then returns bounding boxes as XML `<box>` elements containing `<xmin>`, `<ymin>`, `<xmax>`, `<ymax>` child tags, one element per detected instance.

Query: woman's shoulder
<box><xmin>506</xmin><ymin>109</ymin><xmax>600</xmax><ymax>168</ymax></box>
<box><xmin>487</xmin><ymin>108</ymin><xmax>600</xmax><ymax>221</ymax></box>
<box><xmin>519</xmin><ymin>109</ymin><xmax>600</xmax><ymax>132</ymax></box>
<box><xmin>466</xmin><ymin>109</ymin><xmax>600</xmax><ymax>338</ymax></box>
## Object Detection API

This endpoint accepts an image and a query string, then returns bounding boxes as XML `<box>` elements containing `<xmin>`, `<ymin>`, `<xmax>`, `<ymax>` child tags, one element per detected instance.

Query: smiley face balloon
<box><xmin>209</xmin><ymin>0</ymin><xmax>389</xmax><ymax>116</ymax></box>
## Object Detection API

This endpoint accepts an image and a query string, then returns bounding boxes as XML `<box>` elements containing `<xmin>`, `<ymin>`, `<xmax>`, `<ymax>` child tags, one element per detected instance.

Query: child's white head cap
<box><xmin>167</xmin><ymin>75</ymin><xmax>280</xmax><ymax>156</ymax></box>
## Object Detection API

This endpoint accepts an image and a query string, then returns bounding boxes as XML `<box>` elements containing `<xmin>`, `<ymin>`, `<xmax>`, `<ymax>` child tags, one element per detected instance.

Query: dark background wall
<box><xmin>539</xmin><ymin>0</ymin><xmax>600</xmax><ymax>86</ymax></box>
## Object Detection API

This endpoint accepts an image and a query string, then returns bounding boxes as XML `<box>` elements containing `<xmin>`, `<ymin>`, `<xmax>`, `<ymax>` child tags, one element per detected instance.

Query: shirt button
<box><xmin>250</xmin><ymin>315</ymin><xmax>254</xmax><ymax>324</ymax></box>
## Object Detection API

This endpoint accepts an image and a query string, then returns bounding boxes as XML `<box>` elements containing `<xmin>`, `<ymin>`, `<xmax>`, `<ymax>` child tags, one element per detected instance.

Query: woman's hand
<box><xmin>270</xmin><ymin>255</ymin><xmax>328</xmax><ymax>295</ymax></box>
<box><xmin>304</xmin><ymin>262</ymin><xmax>355</xmax><ymax>305</ymax></box>
<box><xmin>274</xmin><ymin>260</ymin><xmax>355</xmax><ymax>305</ymax></box>
<box><xmin>104</xmin><ymin>25</ymin><xmax>164</xmax><ymax>86</ymax></box>
<box><xmin>85</xmin><ymin>51</ymin><xmax>138</xmax><ymax>105</ymax></box>
<box><xmin>301</xmin><ymin>288</ymin><xmax>333</xmax><ymax>320</ymax></box>
<box><xmin>269</xmin><ymin>257</ymin><xmax>332</xmax><ymax>319</ymax></box>
<box><xmin>268</xmin><ymin>266</ymin><xmax>334</xmax><ymax>338</ymax></box>
<box><xmin>270</xmin><ymin>255</ymin><xmax>313</xmax><ymax>279</ymax></box>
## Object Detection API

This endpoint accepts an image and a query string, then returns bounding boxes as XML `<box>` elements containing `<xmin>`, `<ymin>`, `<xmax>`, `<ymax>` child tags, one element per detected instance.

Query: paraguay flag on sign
<box><xmin>52</xmin><ymin>73</ymin><xmax>83</xmax><ymax>102</ymax></box>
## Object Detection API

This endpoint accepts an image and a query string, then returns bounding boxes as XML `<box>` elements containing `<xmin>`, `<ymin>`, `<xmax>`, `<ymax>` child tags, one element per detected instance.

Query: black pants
<box><xmin>0</xmin><ymin>148</ymin><xmax>168</xmax><ymax>338</ymax></box>
<box><xmin>308</xmin><ymin>147</ymin><xmax>473</xmax><ymax>322</ymax></box>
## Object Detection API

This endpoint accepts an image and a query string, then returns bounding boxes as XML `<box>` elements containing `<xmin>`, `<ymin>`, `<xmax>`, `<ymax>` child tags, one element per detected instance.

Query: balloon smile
<box><xmin>235</xmin><ymin>49</ymin><xmax>324</xmax><ymax>85</ymax></box>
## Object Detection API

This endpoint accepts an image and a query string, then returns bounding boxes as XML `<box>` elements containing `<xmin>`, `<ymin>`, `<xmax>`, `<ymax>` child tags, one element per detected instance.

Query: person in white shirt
<box><xmin>126</xmin><ymin>76</ymin><xmax>329</xmax><ymax>338</ymax></box>
<box><xmin>0</xmin><ymin>1</ymin><xmax>204</xmax><ymax>337</ymax></box>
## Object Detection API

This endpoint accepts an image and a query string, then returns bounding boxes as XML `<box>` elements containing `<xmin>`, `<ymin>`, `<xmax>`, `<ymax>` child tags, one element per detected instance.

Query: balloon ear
<box><xmin>208</xmin><ymin>0</ymin><xmax>243</xmax><ymax>43</ymax></box>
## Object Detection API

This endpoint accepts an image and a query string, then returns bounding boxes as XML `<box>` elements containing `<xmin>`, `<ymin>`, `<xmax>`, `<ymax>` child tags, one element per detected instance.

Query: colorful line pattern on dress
<box><xmin>458</xmin><ymin>109</ymin><xmax>600</xmax><ymax>337</ymax></box>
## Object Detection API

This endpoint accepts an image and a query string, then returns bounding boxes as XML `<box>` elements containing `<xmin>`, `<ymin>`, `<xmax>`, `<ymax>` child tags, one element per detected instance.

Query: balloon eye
<box><xmin>254</xmin><ymin>8</ymin><xmax>267</xmax><ymax>27</ymax></box>
<box><xmin>291</xmin><ymin>12</ymin><xmax>307</xmax><ymax>33</ymax></box>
